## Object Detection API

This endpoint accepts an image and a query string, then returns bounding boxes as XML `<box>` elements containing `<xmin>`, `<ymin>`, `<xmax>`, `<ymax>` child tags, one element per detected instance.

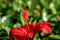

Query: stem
<box><xmin>30</xmin><ymin>38</ymin><xmax>33</xmax><ymax>40</ymax></box>
<box><xmin>38</xmin><ymin>32</ymin><xmax>43</xmax><ymax>40</ymax></box>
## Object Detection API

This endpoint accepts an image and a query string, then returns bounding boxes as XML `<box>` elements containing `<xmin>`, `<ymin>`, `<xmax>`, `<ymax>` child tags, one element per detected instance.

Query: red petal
<box><xmin>27</xmin><ymin>31</ymin><xmax>35</xmax><ymax>38</ymax></box>
<box><xmin>42</xmin><ymin>25</ymin><xmax>52</xmax><ymax>34</ymax></box>
<box><xmin>43</xmin><ymin>22</ymin><xmax>52</xmax><ymax>26</ymax></box>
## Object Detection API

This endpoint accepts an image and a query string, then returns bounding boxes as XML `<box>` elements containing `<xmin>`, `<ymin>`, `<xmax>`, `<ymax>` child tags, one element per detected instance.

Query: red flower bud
<box><xmin>22</xmin><ymin>8</ymin><xmax>29</xmax><ymax>24</ymax></box>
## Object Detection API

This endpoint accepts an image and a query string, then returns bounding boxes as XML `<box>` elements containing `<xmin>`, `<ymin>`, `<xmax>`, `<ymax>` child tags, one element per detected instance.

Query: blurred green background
<box><xmin>0</xmin><ymin>0</ymin><xmax>60</xmax><ymax>40</ymax></box>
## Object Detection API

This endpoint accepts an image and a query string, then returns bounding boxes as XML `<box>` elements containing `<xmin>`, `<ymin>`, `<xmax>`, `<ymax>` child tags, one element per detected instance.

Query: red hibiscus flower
<box><xmin>9</xmin><ymin>8</ymin><xmax>52</xmax><ymax>40</ymax></box>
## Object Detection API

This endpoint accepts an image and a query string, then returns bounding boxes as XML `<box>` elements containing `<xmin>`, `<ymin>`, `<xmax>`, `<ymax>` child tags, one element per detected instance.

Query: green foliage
<box><xmin>0</xmin><ymin>0</ymin><xmax>60</xmax><ymax>40</ymax></box>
